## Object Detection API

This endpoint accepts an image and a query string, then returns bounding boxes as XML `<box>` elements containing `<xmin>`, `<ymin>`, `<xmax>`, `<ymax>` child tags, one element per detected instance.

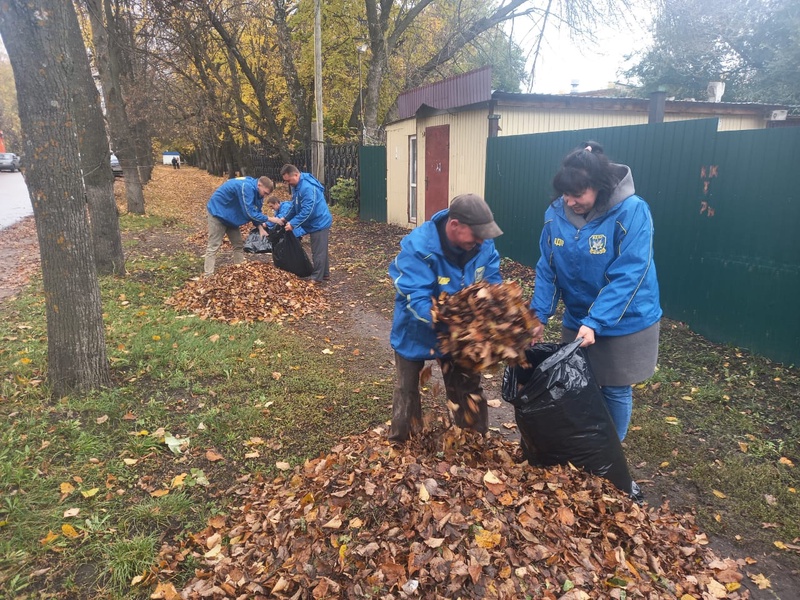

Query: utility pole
<box><xmin>312</xmin><ymin>0</ymin><xmax>324</xmax><ymax>183</ymax></box>
<box><xmin>358</xmin><ymin>44</ymin><xmax>367</xmax><ymax>144</ymax></box>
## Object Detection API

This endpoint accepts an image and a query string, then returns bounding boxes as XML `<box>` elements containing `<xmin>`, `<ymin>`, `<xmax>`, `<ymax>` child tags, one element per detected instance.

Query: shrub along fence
<box><xmin>485</xmin><ymin>119</ymin><xmax>800</xmax><ymax>366</ymax></box>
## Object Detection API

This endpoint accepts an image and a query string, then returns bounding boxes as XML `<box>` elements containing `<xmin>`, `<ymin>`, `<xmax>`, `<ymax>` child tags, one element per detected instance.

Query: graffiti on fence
<box><xmin>699</xmin><ymin>164</ymin><xmax>719</xmax><ymax>218</ymax></box>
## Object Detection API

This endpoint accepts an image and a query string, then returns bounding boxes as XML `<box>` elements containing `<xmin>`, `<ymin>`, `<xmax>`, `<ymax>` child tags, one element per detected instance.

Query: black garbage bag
<box><xmin>243</xmin><ymin>228</ymin><xmax>273</xmax><ymax>254</ymax></box>
<box><xmin>269</xmin><ymin>226</ymin><xmax>313</xmax><ymax>278</ymax></box>
<box><xmin>502</xmin><ymin>339</ymin><xmax>643</xmax><ymax>501</ymax></box>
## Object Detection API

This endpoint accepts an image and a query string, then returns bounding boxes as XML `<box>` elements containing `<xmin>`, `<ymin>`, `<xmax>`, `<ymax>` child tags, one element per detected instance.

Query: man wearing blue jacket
<box><xmin>278</xmin><ymin>164</ymin><xmax>332</xmax><ymax>283</ymax></box>
<box><xmin>388</xmin><ymin>193</ymin><xmax>503</xmax><ymax>442</ymax></box>
<box><xmin>204</xmin><ymin>176</ymin><xmax>274</xmax><ymax>276</ymax></box>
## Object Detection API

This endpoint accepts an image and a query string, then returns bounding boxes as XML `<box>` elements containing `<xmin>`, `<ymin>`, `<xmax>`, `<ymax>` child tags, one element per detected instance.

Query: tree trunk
<box><xmin>0</xmin><ymin>0</ymin><xmax>111</xmax><ymax>394</ymax></box>
<box><xmin>66</xmin><ymin>0</ymin><xmax>126</xmax><ymax>276</ymax></box>
<box><xmin>226</xmin><ymin>47</ymin><xmax>251</xmax><ymax>175</ymax></box>
<box><xmin>85</xmin><ymin>0</ymin><xmax>146</xmax><ymax>214</ymax></box>
<box><xmin>133</xmin><ymin>117</ymin><xmax>154</xmax><ymax>184</ymax></box>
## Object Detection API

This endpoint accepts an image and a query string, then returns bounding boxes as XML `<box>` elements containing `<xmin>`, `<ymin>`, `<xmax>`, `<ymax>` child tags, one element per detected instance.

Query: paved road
<box><xmin>0</xmin><ymin>172</ymin><xmax>33</xmax><ymax>229</ymax></box>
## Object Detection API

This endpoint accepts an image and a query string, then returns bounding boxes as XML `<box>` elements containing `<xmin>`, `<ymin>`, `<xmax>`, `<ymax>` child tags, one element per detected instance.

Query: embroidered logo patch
<box><xmin>589</xmin><ymin>234</ymin><xmax>607</xmax><ymax>254</ymax></box>
<box><xmin>438</xmin><ymin>276</ymin><xmax>451</xmax><ymax>285</ymax></box>
<box><xmin>475</xmin><ymin>266</ymin><xmax>486</xmax><ymax>282</ymax></box>
<box><xmin>554</xmin><ymin>237</ymin><xmax>565</xmax><ymax>247</ymax></box>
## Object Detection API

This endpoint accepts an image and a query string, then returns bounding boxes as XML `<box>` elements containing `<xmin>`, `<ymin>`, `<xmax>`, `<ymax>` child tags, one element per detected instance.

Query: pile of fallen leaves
<box><xmin>166</xmin><ymin>262</ymin><xmax>327</xmax><ymax>323</ymax></box>
<box><xmin>155</xmin><ymin>422</ymin><xmax>749</xmax><ymax>599</ymax></box>
<box><xmin>432</xmin><ymin>281</ymin><xmax>540</xmax><ymax>372</ymax></box>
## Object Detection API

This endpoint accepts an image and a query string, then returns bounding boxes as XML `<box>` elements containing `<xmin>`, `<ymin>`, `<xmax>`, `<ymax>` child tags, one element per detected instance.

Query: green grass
<box><xmin>0</xmin><ymin>237</ymin><xmax>390</xmax><ymax>598</ymax></box>
<box><xmin>104</xmin><ymin>534</ymin><xmax>158</xmax><ymax>591</ymax></box>
<box><xmin>624</xmin><ymin>322</ymin><xmax>800</xmax><ymax>551</ymax></box>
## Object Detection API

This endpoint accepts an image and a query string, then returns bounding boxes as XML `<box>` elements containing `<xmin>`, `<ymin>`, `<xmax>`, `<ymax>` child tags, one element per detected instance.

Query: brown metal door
<box><xmin>424</xmin><ymin>124</ymin><xmax>450</xmax><ymax>220</ymax></box>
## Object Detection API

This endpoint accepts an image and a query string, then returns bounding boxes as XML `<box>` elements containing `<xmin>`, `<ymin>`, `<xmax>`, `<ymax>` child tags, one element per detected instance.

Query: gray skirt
<box><xmin>562</xmin><ymin>321</ymin><xmax>660</xmax><ymax>387</ymax></box>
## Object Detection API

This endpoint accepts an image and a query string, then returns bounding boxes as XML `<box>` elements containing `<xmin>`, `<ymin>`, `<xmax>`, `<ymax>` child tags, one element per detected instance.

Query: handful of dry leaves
<box><xmin>431</xmin><ymin>281</ymin><xmax>540</xmax><ymax>372</ymax></box>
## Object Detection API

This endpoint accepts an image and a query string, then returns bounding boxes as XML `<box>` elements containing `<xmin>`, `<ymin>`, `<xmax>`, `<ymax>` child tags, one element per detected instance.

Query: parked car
<box><xmin>0</xmin><ymin>153</ymin><xmax>20</xmax><ymax>172</ymax></box>
<box><xmin>110</xmin><ymin>153</ymin><xmax>123</xmax><ymax>177</ymax></box>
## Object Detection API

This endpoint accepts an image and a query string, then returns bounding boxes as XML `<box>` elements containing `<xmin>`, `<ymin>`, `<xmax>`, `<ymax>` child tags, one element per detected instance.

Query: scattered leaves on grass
<box><xmin>166</xmin><ymin>262</ymin><xmax>327</xmax><ymax>323</ymax></box>
<box><xmin>432</xmin><ymin>281</ymin><xmax>539</xmax><ymax>372</ymax></box>
<box><xmin>158</xmin><ymin>422</ymin><xmax>750</xmax><ymax>599</ymax></box>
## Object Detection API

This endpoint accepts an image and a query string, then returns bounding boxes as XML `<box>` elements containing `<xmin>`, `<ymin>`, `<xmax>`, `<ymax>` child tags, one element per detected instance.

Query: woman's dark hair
<box><xmin>552</xmin><ymin>141</ymin><xmax>620</xmax><ymax>210</ymax></box>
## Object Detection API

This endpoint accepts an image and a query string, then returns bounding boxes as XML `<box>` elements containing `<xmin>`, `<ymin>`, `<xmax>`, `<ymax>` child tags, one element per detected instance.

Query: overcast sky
<box><xmin>520</xmin><ymin>9</ymin><xmax>653</xmax><ymax>95</ymax></box>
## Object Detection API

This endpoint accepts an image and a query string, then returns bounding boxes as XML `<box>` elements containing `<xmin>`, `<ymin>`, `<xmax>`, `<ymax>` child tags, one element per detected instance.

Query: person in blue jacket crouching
<box><xmin>204</xmin><ymin>175</ymin><xmax>274</xmax><ymax>276</ymax></box>
<box><xmin>388</xmin><ymin>194</ymin><xmax>503</xmax><ymax>442</ymax></box>
<box><xmin>266</xmin><ymin>196</ymin><xmax>306</xmax><ymax>238</ymax></box>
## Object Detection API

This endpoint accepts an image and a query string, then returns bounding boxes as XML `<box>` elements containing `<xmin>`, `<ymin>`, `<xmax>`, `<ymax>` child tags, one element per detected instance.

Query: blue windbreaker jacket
<box><xmin>283</xmin><ymin>173</ymin><xmax>332</xmax><ymax>233</ymax></box>
<box><xmin>206</xmin><ymin>177</ymin><xmax>269</xmax><ymax>228</ymax></box>
<box><xmin>530</xmin><ymin>165</ymin><xmax>662</xmax><ymax>336</ymax></box>
<box><xmin>389</xmin><ymin>209</ymin><xmax>502</xmax><ymax>361</ymax></box>
<box><xmin>269</xmin><ymin>201</ymin><xmax>306</xmax><ymax>237</ymax></box>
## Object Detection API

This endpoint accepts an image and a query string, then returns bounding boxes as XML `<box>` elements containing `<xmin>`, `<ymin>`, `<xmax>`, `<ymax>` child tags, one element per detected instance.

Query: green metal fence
<box><xmin>359</xmin><ymin>145</ymin><xmax>387</xmax><ymax>222</ymax></box>
<box><xmin>485</xmin><ymin>120</ymin><xmax>800</xmax><ymax>365</ymax></box>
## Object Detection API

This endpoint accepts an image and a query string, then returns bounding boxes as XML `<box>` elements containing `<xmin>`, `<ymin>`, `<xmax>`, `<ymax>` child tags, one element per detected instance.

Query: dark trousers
<box><xmin>308</xmin><ymin>228</ymin><xmax>330</xmax><ymax>282</ymax></box>
<box><xmin>389</xmin><ymin>352</ymin><xmax>488</xmax><ymax>442</ymax></box>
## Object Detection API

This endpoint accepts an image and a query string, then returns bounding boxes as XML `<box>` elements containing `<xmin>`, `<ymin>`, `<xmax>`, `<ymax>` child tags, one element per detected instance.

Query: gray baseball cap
<box><xmin>448</xmin><ymin>193</ymin><xmax>503</xmax><ymax>239</ymax></box>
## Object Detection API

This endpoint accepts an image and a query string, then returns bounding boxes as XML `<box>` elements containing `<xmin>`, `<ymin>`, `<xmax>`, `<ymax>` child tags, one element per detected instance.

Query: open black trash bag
<box><xmin>268</xmin><ymin>226</ymin><xmax>313</xmax><ymax>278</ymax></box>
<box><xmin>243</xmin><ymin>228</ymin><xmax>273</xmax><ymax>254</ymax></box>
<box><xmin>502</xmin><ymin>339</ymin><xmax>643</xmax><ymax>502</ymax></box>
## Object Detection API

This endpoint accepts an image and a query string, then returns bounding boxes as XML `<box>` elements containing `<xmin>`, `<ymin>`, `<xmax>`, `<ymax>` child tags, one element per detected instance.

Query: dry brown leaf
<box><xmin>205</xmin><ymin>450</ymin><xmax>224</xmax><ymax>462</ymax></box>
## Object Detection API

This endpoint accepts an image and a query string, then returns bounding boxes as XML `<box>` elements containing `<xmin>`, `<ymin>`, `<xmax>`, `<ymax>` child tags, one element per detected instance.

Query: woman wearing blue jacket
<box><xmin>204</xmin><ymin>176</ymin><xmax>274</xmax><ymax>276</ymax></box>
<box><xmin>530</xmin><ymin>141</ymin><xmax>662</xmax><ymax>440</ymax></box>
<box><xmin>388</xmin><ymin>194</ymin><xmax>503</xmax><ymax>442</ymax></box>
